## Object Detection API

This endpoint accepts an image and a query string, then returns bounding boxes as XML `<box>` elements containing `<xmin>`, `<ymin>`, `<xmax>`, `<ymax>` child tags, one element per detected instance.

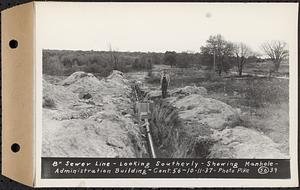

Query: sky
<box><xmin>36</xmin><ymin>2</ymin><xmax>298</xmax><ymax>54</ymax></box>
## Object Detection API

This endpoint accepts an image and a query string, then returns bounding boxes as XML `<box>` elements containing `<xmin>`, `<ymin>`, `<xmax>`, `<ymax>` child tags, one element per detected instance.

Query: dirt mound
<box><xmin>107</xmin><ymin>70</ymin><xmax>127</xmax><ymax>84</ymax></box>
<box><xmin>170</xmin><ymin>86</ymin><xmax>207</xmax><ymax>97</ymax></box>
<box><xmin>43</xmin><ymin>110</ymin><xmax>145</xmax><ymax>157</ymax></box>
<box><xmin>149</xmin><ymin>85</ymin><xmax>287</xmax><ymax>159</ymax></box>
<box><xmin>209</xmin><ymin>126</ymin><xmax>287</xmax><ymax>158</ymax></box>
<box><xmin>60</xmin><ymin>71</ymin><xmax>99</xmax><ymax>86</ymax></box>
<box><xmin>42</xmin><ymin>71</ymin><xmax>148</xmax><ymax>157</ymax></box>
<box><xmin>145</xmin><ymin>85</ymin><xmax>207</xmax><ymax>100</ymax></box>
<box><xmin>43</xmin><ymin>79</ymin><xmax>79</xmax><ymax>109</ymax></box>
<box><xmin>173</xmin><ymin>94</ymin><xmax>239</xmax><ymax>130</ymax></box>
<box><xmin>64</xmin><ymin>71</ymin><xmax>131</xmax><ymax>106</ymax></box>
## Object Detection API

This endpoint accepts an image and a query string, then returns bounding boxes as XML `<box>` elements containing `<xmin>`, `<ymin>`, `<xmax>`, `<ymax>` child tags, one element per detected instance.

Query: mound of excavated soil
<box><xmin>209</xmin><ymin>126</ymin><xmax>287</xmax><ymax>158</ymax></box>
<box><xmin>42</xmin><ymin>71</ymin><xmax>147</xmax><ymax>157</ymax></box>
<box><xmin>148</xmin><ymin>85</ymin><xmax>287</xmax><ymax>159</ymax></box>
<box><xmin>43</xmin><ymin>79</ymin><xmax>79</xmax><ymax>110</ymax></box>
<box><xmin>173</xmin><ymin>94</ymin><xmax>239</xmax><ymax>130</ymax></box>
<box><xmin>145</xmin><ymin>85</ymin><xmax>207</xmax><ymax>100</ymax></box>
<box><xmin>60</xmin><ymin>71</ymin><xmax>99</xmax><ymax>86</ymax></box>
<box><xmin>171</xmin><ymin>86</ymin><xmax>207</xmax><ymax>97</ymax></box>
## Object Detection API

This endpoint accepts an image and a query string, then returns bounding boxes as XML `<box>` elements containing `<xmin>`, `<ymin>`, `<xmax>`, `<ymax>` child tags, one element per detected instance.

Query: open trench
<box><xmin>131</xmin><ymin>83</ymin><xmax>214</xmax><ymax>158</ymax></box>
<box><xmin>150</xmin><ymin>100</ymin><xmax>215</xmax><ymax>158</ymax></box>
<box><xmin>130</xmin><ymin>79</ymin><xmax>289</xmax><ymax>159</ymax></box>
<box><xmin>42</xmin><ymin>71</ymin><xmax>288</xmax><ymax>159</ymax></box>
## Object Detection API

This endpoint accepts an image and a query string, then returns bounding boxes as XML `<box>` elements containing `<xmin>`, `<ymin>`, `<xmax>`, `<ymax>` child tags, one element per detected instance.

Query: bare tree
<box><xmin>261</xmin><ymin>41</ymin><xmax>288</xmax><ymax>73</ymax></box>
<box><xmin>233</xmin><ymin>42</ymin><xmax>252</xmax><ymax>76</ymax></box>
<box><xmin>108</xmin><ymin>43</ymin><xmax>119</xmax><ymax>70</ymax></box>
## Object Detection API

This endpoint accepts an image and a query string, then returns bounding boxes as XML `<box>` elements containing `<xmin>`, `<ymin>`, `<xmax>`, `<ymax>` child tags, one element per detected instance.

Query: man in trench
<box><xmin>160</xmin><ymin>70</ymin><xmax>170</xmax><ymax>98</ymax></box>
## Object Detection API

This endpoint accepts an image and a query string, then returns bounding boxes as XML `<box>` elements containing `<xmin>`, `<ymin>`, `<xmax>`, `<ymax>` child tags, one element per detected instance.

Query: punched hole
<box><xmin>9</xmin><ymin>39</ymin><xmax>18</xmax><ymax>49</ymax></box>
<box><xmin>11</xmin><ymin>143</ymin><xmax>20</xmax><ymax>153</ymax></box>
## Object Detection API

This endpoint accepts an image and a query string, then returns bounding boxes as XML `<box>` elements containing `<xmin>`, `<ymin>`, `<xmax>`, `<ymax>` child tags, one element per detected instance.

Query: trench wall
<box><xmin>150</xmin><ymin>100</ymin><xmax>214</xmax><ymax>158</ymax></box>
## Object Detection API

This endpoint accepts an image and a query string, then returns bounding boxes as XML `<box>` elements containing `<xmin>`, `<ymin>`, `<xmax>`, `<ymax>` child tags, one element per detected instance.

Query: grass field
<box><xmin>243</xmin><ymin>61</ymin><xmax>289</xmax><ymax>77</ymax></box>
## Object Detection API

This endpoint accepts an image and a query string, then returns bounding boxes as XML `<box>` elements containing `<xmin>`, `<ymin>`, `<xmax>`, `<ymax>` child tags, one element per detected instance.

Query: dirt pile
<box><xmin>43</xmin><ymin>79</ymin><xmax>79</xmax><ymax>109</ymax></box>
<box><xmin>42</xmin><ymin>71</ymin><xmax>148</xmax><ymax>157</ymax></box>
<box><xmin>145</xmin><ymin>85</ymin><xmax>207</xmax><ymax>100</ymax></box>
<box><xmin>60</xmin><ymin>71</ymin><xmax>99</xmax><ymax>86</ymax></box>
<box><xmin>148</xmin><ymin>85</ymin><xmax>287</xmax><ymax>158</ymax></box>
<box><xmin>171</xmin><ymin>86</ymin><xmax>207</xmax><ymax>97</ymax></box>
<box><xmin>173</xmin><ymin>94</ymin><xmax>239</xmax><ymax>130</ymax></box>
<box><xmin>209</xmin><ymin>126</ymin><xmax>287</xmax><ymax>158</ymax></box>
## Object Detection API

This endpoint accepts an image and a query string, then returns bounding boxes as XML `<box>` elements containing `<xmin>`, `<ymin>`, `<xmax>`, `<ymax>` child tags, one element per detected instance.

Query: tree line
<box><xmin>43</xmin><ymin>50</ymin><xmax>157</xmax><ymax>76</ymax></box>
<box><xmin>43</xmin><ymin>35</ymin><xmax>288</xmax><ymax>77</ymax></box>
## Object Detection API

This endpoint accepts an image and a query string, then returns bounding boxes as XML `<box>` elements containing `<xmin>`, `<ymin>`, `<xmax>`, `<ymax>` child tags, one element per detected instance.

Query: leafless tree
<box><xmin>261</xmin><ymin>41</ymin><xmax>288</xmax><ymax>73</ymax></box>
<box><xmin>108</xmin><ymin>43</ymin><xmax>119</xmax><ymax>70</ymax></box>
<box><xmin>233</xmin><ymin>42</ymin><xmax>252</xmax><ymax>76</ymax></box>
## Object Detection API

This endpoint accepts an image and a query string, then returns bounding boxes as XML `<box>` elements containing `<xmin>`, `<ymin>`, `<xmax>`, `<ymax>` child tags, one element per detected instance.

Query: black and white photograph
<box><xmin>41</xmin><ymin>3</ymin><xmax>294</xmax><ymax>160</ymax></box>
<box><xmin>0</xmin><ymin>1</ymin><xmax>297</xmax><ymax>188</ymax></box>
<box><xmin>34</xmin><ymin>2</ymin><xmax>299</xmax><ymax>187</ymax></box>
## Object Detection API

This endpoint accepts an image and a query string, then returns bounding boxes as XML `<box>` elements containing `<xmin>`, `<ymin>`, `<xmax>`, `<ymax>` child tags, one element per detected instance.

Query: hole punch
<box><xmin>11</xmin><ymin>143</ymin><xmax>20</xmax><ymax>153</ymax></box>
<box><xmin>9</xmin><ymin>39</ymin><xmax>18</xmax><ymax>49</ymax></box>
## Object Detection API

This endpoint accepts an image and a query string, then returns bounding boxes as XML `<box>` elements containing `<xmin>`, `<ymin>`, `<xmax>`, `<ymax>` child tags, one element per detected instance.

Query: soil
<box><xmin>132</xmin><ymin>68</ymin><xmax>289</xmax><ymax>159</ymax></box>
<box><xmin>43</xmin><ymin>71</ymin><xmax>148</xmax><ymax>157</ymax></box>
<box><xmin>43</xmin><ymin>69</ymin><xmax>289</xmax><ymax>159</ymax></box>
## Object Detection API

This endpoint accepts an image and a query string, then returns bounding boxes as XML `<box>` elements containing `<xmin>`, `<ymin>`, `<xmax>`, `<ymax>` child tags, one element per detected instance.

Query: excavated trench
<box><xmin>150</xmin><ymin>100</ymin><xmax>215</xmax><ymax>158</ymax></box>
<box><xmin>132</xmin><ymin>84</ymin><xmax>215</xmax><ymax>158</ymax></box>
<box><xmin>132</xmin><ymin>82</ymin><xmax>288</xmax><ymax>159</ymax></box>
<box><xmin>42</xmin><ymin>71</ymin><xmax>288</xmax><ymax>159</ymax></box>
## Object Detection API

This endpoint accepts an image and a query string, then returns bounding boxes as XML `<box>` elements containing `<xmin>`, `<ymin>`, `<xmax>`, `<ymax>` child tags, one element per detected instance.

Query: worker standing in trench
<box><xmin>160</xmin><ymin>70</ymin><xmax>170</xmax><ymax>98</ymax></box>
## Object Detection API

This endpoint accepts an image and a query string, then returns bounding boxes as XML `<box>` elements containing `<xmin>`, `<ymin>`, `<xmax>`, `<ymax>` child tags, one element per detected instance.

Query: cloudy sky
<box><xmin>36</xmin><ymin>2</ymin><xmax>298</xmax><ymax>54</ymax></box>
